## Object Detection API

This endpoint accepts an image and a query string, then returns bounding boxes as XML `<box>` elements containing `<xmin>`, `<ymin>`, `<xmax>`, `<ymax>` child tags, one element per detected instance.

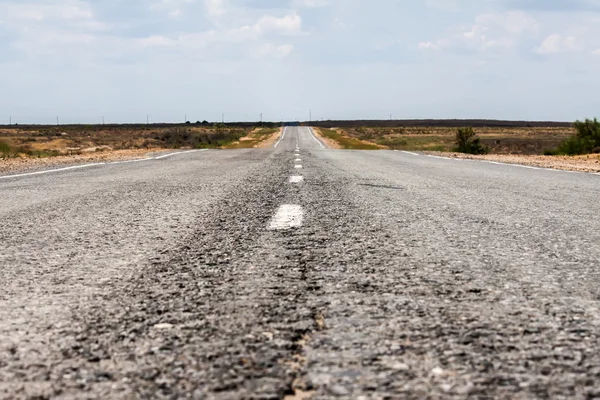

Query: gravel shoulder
<box><xmin>0</xmin><ymin>149</ymin><xmax>175</xmax><ymax>175</ymax></box>
<box><xmin>426</xmin><ymin>151</ymin><xmax>600</xmax><ymax>173</ymax></box>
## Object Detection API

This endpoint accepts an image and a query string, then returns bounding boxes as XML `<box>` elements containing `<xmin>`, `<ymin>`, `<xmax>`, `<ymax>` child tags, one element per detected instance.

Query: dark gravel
<box><xmin>1</xmin><ymin>128</ymin><xmax>600</xmax><ymax>399</ymax></box>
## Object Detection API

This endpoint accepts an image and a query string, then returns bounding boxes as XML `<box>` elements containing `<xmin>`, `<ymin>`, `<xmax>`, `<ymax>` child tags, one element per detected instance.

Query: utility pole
<box><xmin>222</xmin><ymin>113</ymin><xmax>224</xmax><ymax>124</ymax></box>
<box><xmin>9</xmin><ymin>116</ymin><xmax>11</xmax><ymax>125</ymax></box>
<box><xmin>147</xmin><ymin>114</ymin><xmax>149</xmax><ymax>124</ymax></box>
<box><xmin>260</xmin><ymin>113</ymin><xmax>263</xmax><ymax>123</ymax></box>
<box><xmin>57</xmin><ymin>116</ymin><xmax>59</xmax><ymax>126</ymax></box>
<box><xmin>309</xmin><ymin>109</ymin><xmax>312</xmax><ymax>123</ymax></box>
<box><xmin>102</xmin><ymin>116</ymin><xmax>105</xmax><ymax>125</ymax></box>
<box><xmin>185</xmin><ymin>114</ymin><xmax>187</xmax><ymax>123</ymax></box>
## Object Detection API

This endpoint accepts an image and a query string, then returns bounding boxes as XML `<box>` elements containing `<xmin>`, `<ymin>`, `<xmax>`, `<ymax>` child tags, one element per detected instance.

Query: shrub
<box><xmin>158</xmin><ymin>126</ymin><xmax>245</xmax><ymax>148</ymax></box>
<box><xmin>454</xmin><ymin>127</ymin><xmax>488</xmax><ymax>154</ymax></box>
<box><xmin>553</xmin><ymin>118</ymin><xmax>600</xmax><ymax>155</ymax></box>
<box><xmin>0</xmin><ymin>141</ymin><xmax>12</xmax><ymax>158</ymax></box>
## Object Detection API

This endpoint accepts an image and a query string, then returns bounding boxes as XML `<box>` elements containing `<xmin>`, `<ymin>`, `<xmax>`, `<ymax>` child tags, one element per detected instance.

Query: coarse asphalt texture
<box><xmin>1</xmin><ymin>127</ymin><xmax>600</xmax><ymax>399</ymax></box>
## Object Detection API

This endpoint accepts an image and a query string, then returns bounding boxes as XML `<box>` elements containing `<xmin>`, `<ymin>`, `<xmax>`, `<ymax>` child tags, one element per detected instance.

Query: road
<box><xmin>1</xmin><ymin>127</ymin><xmax>600</xmax><ymax>399</ymax></box>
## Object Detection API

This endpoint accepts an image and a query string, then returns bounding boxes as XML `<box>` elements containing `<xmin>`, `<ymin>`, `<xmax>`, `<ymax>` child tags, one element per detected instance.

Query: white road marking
<box><xmin>274</xmin><ymin>127</ymin><xmax>288</xmax><ymax>148</ymax></box>
<box><xmin>513</xmin><ymin>165</ymin><xmax>541</xmax><ymax>170</ymax></box>
<box><xmin>289</xmin><ymin>176</ymin><xmax>304</xmax><ymax>183</ymax></box>
<box><xmin>295</xmin><ymin>158</ymin><xmax>302</xmax><ymax>162</ymax></box>
<box><xmin>154</xmin><ymin>149</ymin><xmax>207</xmax><ymax>160</ymax></box>
<box><xmin>268</xmin><ymin>205</ymin><xmax>304</xmax><ymax>230</ymax></box>
<box><xmin>295</xmin><ymin>165</ymin><xmax>303</xmax><ymax>169</ymax></box>
<box><xmin>307</xmin><ymin>128</ymin><xmax>325</xmax><ymax>149</ymax></box>
<box><xmin>0</xmin><ymin>163</ymin><xmax>106</xmax><ymax>180</ymax></box>
<box><xmin>110</xmin><ymin>158</ymin><xmax>148</xmax><ymax>165</ymax></box>
<box><xmin>402</xmin><ymin>151</ymin><xmax>420</xmax><ymax>156</ymax></box>
<box><xmin>427</xmin><ymin>154</ymin><xmax>454</xmax><ymax>160</ymax></box>
<box><xmin>0</xmin><ymin>149</ymin><xmax>209</xmax><ymax>180</ymax></box>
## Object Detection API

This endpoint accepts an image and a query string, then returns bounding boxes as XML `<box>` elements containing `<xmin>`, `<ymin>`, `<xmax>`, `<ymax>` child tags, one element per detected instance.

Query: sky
<box><xmin>1</xmin><ymin>0</ymin><xmax>599</xmax><ymax>124</ymax></box>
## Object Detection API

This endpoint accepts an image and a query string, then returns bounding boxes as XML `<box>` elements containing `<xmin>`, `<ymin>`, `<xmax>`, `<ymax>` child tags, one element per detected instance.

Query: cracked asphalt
<box><xmin>1</xmin><ymin>127</ymin><xmax>600</xmax><ymax>399</ymax></box>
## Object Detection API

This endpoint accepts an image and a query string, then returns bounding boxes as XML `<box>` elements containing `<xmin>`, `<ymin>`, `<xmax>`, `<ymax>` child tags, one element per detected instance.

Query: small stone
<box><xmin>431</xmin><ymin>367</ymin><xmax>444</xmax><ymax>376</ymax></box>
<box><xmin>153</xmin><ymin>323</ymin><xmax>173</xmax><ymax>330</ymax></box>
<box><xmin>329</xmin><ymin>384</ymin><xmax>350</xmax><ymax>396</ymax></box>
<box><xmin>392</xmin><ymin>362</ymin><xmax>409</xmax><ymax>371</ymax></box>
<box><xmin>440</xmin><ymin>383</ymin><xmax>453</xmax><ymax>392</ymax></box>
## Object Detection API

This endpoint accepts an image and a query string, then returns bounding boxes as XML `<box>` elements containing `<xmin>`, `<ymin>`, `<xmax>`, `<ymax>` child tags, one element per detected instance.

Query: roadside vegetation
<box><xmin>315</xmin><ymin>125</ymin><xmax>575</xmax><ymax>154</ymax></box>
<box><xmin>158</xmin><ymin>124</ymin><xmax>247</xmax><ymax>148</ymax></box>
<box><xmin>0</xmin><ymin>124</ymin><xmax>268</xmax><ymax>158</ymax></box>
<box><xmin>545</xmin><ymin>118</ymin><xmax>600</xmax><ymax>155</ymax></box>
<box><xmin>225</xmin><ymin>127</ymin><xmax>279</xmax><ymax>149</ymax></box>
<box><xmin>454</xmin><ymin>127</ymin><xmax>488</xmax><ymax>154</ymax></box>
<box><xmin>315</xmin><ymin>128</ymin><xmax>380</xmax><ymax>150</ymax></box>
<box><xmin>0</xmin><ymin>139</ymin><xmax>61</xmax><ymax>159</ymax></box>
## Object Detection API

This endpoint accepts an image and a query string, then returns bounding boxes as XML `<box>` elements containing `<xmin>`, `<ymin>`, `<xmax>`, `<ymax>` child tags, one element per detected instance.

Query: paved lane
<box><xmin>1</xmin><ymin>131</ymin><xmax>600</xmax><ymax>399</ymax></box>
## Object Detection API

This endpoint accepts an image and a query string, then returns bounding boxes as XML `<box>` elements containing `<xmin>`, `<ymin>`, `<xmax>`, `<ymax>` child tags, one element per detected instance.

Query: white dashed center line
<box><xmin>289</xmin><ymin>176</ymin><xmax>304</xmax><ymax>183</ymax></box>
<box><xmin>295</xmin><ymin>158</ymin><xmax>302</xmax><ymax>162</ymax></box>
<box><xmin>268</xmin><ymin>205</ymin><xmax>304</xmax><ymax>230</ymax></box>
<box><xmin>295</xmin><ymin>165</ymin><xmax>303</xmax><ymax>169</ymax></box>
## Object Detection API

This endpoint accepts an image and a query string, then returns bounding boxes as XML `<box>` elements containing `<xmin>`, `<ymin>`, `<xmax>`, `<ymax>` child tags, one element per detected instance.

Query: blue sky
<box><xmin>1</xmin><ymin>0</ymin><xmax>599</xmax><ymax>123</ymax></box>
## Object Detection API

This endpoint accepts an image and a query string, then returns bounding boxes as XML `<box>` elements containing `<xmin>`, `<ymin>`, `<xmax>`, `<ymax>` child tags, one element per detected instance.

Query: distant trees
<box><xmin>454</xmin><ymin>127</ymin><xmax>488</xmax><ymax>154</ymax></box>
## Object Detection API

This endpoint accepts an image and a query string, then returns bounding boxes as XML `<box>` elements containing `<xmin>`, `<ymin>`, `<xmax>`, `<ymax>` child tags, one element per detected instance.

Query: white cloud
<box><xmin>594</xmin><ymin>49</ymin><xmax>600</xmax><ymax>55</ymax></box>
<box><xmin>535</xmin><ymin>34</ymin><xmax>583</xmax><ymax>54</ymax></box>
<box><xmin>256</xmin><ymin>43</ymin><xmax>294</xmax><ymax>58</ymax></box>
<box><xmin>204</xmin><ymin>0</ymin><xmax>226</xmax><ymax>17</ymax></box>
<box><xmin>418</xmin><ymin>41</ymin><xmax>439</xmax><ymax>50</ymax></box>
<box><xmin>418</xmin><ymin>11</ymin><xmax>538</xmax><ymax>52</ymax></box>
<box><xmin>255</xmin><ymin>14</ymin><xmax>302</xmax><ymax>35</ymax></box>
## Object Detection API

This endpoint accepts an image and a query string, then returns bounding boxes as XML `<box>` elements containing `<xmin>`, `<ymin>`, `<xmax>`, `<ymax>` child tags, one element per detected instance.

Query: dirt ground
<box><xmin>428</xmin><ymin>151</ymin><xmax>600</xmax><ymax>173</ymax></box>
<box><xmin>256</xmin><ymin>127</ymin><xmax>283</xmax><ymax>149</ymax></box>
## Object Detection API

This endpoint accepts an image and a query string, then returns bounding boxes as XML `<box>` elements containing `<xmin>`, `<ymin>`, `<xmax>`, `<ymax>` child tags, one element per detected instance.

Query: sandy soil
<box><xmin>256</xmin><ymin>127</ymin><xmax>283</xmax><ymax>149</ymax></box>
<box><xmin>427</xmin><ymin>151</ymin><xmax>600</xmax><ymax>173</ymax></box>
<box><xmin>0</xmin><ymin>149</ymin><xmax>170</xmax><ymax>175</ymax></box>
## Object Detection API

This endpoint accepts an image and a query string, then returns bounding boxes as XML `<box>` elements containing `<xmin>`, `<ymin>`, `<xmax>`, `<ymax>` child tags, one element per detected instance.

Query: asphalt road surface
<box><xmin>1</xmin><ymin>127</ymin><xmax>600</xmax><ymax>399</ymax></box>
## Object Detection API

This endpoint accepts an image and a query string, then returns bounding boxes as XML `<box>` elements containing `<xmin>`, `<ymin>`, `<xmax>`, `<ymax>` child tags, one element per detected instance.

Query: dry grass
<box><xmin>0</xmin><ymin>125</ymin><xmax>257</xmax><ymax>158</ymax></box>
<box><xmin>335</xmin><ymin>126</ymin><xmax>575</xmax><ymax>154</ymax></box>
<box><xmin>314</xmin><ymin>128</ymin><xmax>380</xmax><ymax>150</ymax></box>
<box><xmin>225</xmin><ymin>127</ymin><xmax>280</xmax><ymax>149</ymax></box>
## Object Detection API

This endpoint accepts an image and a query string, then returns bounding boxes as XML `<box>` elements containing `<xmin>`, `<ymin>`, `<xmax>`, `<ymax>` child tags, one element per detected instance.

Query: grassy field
<box><xmin>0</xmin><ymin>124</ymin><xmax>261</xmax><ymax>158</ymax></box>
<box><xmin>321</xmin><ymin>126</ymin><xmax>575</xmax><ymax>154</ymax></box>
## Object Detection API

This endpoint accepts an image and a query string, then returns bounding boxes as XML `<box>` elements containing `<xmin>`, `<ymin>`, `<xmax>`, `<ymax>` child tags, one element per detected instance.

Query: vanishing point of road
<box><xmin>1</xmin><ymin>127</ymin><xmax>600</xmax><ymax>399</ymax></box>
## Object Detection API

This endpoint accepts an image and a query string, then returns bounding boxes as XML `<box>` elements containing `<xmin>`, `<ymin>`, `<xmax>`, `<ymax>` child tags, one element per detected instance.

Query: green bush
<box><xmin>454</xmin><ymin>127</ymin><xmax>488</xmax><ymax>154</ymax></box>
<box><xmin>0</xmin><ymin>141</ymin><xmax>12</xmax><ymax>158</ymax></box>
<box><xmin>158</xmin><ymin>127</ymin><xmax>245</xmax><ymax>148</ymax></box>
<box><xmin>554</xmin><ymin>118</ymin><xmax>600</xmax><ymax>155</ymax></box>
